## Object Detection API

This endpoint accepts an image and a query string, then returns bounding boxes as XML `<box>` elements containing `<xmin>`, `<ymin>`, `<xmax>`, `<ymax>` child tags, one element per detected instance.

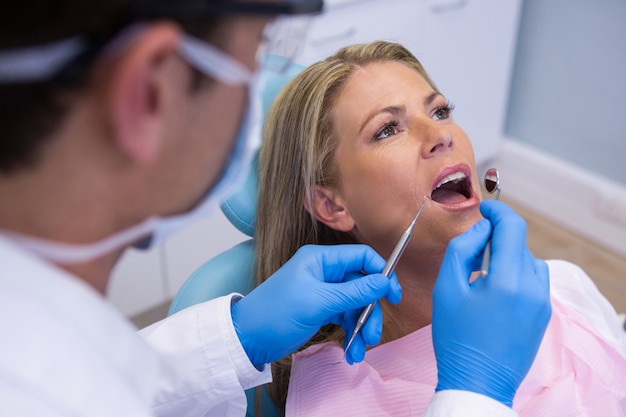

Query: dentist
<box><xmin>0</xmin><ymin>0</ymin><xmax>550</xmax><ymax>416</ymax></box>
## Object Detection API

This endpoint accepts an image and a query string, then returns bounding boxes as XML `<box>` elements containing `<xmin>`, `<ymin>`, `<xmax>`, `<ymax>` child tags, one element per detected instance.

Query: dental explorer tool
<box><xmin>479</xmin><ymin>168</ymin><xmax>501</xmax><ymax>277</ymax></box>
<box><xmin>343</xmin><ymin>195</ymin><xmax>430</xmax><ymax>357</ymax></box>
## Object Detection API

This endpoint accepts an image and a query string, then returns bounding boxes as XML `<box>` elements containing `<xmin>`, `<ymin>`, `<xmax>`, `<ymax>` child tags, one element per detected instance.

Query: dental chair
<box><xmin>167</xmin><ymin>62</ymin><xmax>304</xmax><ymax>417</ymax></box>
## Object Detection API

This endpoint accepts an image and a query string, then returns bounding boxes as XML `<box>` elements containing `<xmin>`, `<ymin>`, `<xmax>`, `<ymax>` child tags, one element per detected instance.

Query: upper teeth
<box><xmin>434</xmin><ymin>171</ymin><xmax>466</xmax><ymax>190</ymax></box>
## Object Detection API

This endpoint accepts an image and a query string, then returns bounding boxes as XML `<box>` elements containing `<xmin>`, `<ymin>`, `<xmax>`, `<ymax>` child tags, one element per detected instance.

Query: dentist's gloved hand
<box><xmin>231</xmin><ymin>244</ymin><xmax>402</xmax><ymax>368</ymax></box>
<box><xmin>432</xmin><ymin>200</ymin><xmax>551</xmax><ymax>408</ymax></box>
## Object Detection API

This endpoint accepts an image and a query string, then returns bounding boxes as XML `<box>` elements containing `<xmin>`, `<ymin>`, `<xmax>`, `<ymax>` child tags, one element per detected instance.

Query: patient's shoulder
<box><xmin>546</xmin><ymin>259</ymin><xmax>602</xmax><ymax>301</ymax></box>
<box><xmin>545</xmin><ymin>259</ymin><xmax>626</xmax><ymax>355</ymax></box>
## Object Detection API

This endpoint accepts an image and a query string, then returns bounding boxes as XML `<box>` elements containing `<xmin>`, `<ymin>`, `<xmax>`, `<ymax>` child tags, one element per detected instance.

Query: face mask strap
<box><xmin>0</xmin><ymin>23</ymin><xmax>155</xmax><ymax>85</ymax></box>
<box><xmin>0</xmin><ymin>26</ymin><xmax>255</xmax><ymax>87</ymax></box>
<box><xmin>0</xmin><ymin>37</ymin><xmax>86</xmax><ymax>83</ymax></box>
<box><xmin>178</xmin><ymin>34</ymin><xmax>254</xmax><ymax>86</ymax></box>
<box><xmin>1</xmin><ymin>218</ymin><xmax>161</xmax><ymax>264</ymax></box>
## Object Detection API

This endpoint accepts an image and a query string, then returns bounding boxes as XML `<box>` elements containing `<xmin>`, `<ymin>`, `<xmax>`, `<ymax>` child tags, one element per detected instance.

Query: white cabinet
<box><xmin>108</xmin><ymin>0</ymin><xmax>523</xmax><ymax>318</ymax></box>
<box><xmin>108</xmin><ymin>245</ymin><xmax>165</xmax><ymax>317</ymax></box>
<box><xmin>296</xmin><ymin>0</ymin><xmax>429</xmax><ymax>67</ymax></box>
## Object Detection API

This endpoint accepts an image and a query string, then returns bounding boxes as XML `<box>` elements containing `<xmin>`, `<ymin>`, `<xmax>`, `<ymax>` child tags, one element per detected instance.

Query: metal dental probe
<box><xmin>343</xmin><ymin>195</ymin><xmax>431</xmax><ymax>357</ymax></box>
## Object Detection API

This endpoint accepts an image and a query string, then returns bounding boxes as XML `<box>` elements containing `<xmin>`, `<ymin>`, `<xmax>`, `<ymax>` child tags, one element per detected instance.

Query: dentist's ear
<box><xmin>104</xmin><ymin>22</ymin><xmax>183</xmax><ymax>164</ymax></box>
<box><xmin>304</xmin><ymin>186</ymin><xmax>355</xmax><ymax>232</ymax></box>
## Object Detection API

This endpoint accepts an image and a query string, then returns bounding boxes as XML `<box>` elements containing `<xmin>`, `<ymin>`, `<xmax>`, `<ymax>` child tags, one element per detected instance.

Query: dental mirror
<box><xmin>480</xmin><ymin>168</ymin><xmax>501</xmax><ymax>277</ymax></box>
<box><xmin>484</xmin><ymin>167</ymin><xmax>501</xmax><ymax>197</ymax></box>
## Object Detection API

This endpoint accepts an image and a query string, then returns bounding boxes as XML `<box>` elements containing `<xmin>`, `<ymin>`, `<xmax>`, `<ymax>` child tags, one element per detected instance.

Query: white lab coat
<box><xmin>0</xmin><ymin>235</ymin><xmax>520</xmax><ymax>416</ymax></box>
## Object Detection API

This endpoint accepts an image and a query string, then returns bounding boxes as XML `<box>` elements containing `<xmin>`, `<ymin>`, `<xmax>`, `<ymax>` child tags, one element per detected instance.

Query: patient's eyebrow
<box><xmin>424</xmin><ymin>91</ymin><xmax>442</xmax><ymax>107</ymax></box>
<box><xmin>359</xmin><ymin>105</ymin><xmax>406</xmax><ymax>134</ymax></box>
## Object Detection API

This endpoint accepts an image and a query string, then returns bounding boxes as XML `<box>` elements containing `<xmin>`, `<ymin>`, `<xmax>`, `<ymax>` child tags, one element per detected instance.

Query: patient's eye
<box><xmin>432</xmin><ymin>101</ymin><xmax>455</xmax><ymax>121</ymax></box>
<box><xmin>374</xmin><ymin>121</ymin><xmax>399</xmax><ymax>140</ymax></box>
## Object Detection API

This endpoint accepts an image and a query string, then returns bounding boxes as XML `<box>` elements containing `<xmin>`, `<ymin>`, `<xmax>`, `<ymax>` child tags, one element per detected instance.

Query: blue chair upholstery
<box><xmin>168</xmin><ymin>61</ymin><xmax>304</xmax><ymax>417</ymax></box>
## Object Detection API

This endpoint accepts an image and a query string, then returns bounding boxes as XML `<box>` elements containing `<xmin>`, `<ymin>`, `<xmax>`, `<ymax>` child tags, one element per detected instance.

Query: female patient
<box><xmin>255</xmin><ymin>41</ymin><xmax>626</xmax><ymax>415</ymax></box>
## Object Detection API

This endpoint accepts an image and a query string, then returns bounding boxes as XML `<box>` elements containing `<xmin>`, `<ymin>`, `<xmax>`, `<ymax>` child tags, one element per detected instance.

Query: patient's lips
<box><xmin>431</xmin><ymin>166</ymin><xmax>473</xmax><ymax>205</ymax></box>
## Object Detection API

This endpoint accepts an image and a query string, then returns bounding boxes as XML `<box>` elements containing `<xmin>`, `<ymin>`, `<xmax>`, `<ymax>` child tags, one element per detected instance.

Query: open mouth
<box><xmin>431</xmin><ymin>171</ymin><xmax>472</xmax><ymax>204</ymax></box>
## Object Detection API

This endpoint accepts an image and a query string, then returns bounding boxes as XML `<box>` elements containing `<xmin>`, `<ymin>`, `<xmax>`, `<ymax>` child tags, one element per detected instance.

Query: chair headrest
<box><xmin>219</xmin><ymin>61</ymin><xmax>304</xmax><ymax>237</ymax></box>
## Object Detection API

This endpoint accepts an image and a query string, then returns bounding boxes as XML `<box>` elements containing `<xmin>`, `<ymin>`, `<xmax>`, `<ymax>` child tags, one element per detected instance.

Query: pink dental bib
<box><xmin>286</xmin><ymin>297</ymin><xmax>626</xmax><ymax>416</ymax></box>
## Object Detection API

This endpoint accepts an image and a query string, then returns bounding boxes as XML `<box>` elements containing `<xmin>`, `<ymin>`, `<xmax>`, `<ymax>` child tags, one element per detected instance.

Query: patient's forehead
<box><xmin>333</xmin><ymin>61</ymin><xmax>434</xmax><ymax>134</ymax></box>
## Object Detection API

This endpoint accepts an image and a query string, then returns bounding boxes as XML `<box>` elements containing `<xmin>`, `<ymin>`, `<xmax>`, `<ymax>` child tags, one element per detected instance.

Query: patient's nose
<box><xmin>421</xmin><ymin>121</ymin><xmax>454</xmax><ymax>158</ymax></box>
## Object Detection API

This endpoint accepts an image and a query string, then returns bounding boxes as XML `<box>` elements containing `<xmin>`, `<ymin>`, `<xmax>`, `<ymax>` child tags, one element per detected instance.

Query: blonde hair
<box><xmin>255</xmin><ymin>41</ymin><xmax>439</xmax><ymax>410</ymax></box>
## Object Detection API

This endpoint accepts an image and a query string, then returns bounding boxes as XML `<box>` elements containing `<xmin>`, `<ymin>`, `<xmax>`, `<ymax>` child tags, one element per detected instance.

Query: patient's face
<box><xmin>330</xmin><ymin>60</ymin><xmax>483</xmax><ymax>258</ymax></box>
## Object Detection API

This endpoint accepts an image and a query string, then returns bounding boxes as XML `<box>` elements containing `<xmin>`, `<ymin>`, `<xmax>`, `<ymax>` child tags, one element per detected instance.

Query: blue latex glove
<box><xmin>231</xmin><ymin>244</ymin><xmax>402</xmax><ymax>368</ymax></box>
<box><xmin>432</xmin><ymin>200</ymin><xmax>551</xmax><ymax>407</ymax></box>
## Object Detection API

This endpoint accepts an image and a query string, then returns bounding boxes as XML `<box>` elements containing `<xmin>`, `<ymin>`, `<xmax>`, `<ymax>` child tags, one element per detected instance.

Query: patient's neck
<box><xmin>382</xmin><ymin>253</ymin><xmax>443</xmax><ymax>341</ymax></box>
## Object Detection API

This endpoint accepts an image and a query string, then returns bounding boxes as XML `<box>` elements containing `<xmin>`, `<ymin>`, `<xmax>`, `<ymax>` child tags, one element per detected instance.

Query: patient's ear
<box><xmin>304</xmin><ymin>186</ymin><xmax>355</xmax><ymax>232</ymax></box>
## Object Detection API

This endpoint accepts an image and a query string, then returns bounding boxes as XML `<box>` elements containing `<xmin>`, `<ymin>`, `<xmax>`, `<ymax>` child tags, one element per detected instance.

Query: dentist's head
<box><xmin>0</xmin><ymin>0</ymin><xmax>321</xmax><ymax>291</ymax></box>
